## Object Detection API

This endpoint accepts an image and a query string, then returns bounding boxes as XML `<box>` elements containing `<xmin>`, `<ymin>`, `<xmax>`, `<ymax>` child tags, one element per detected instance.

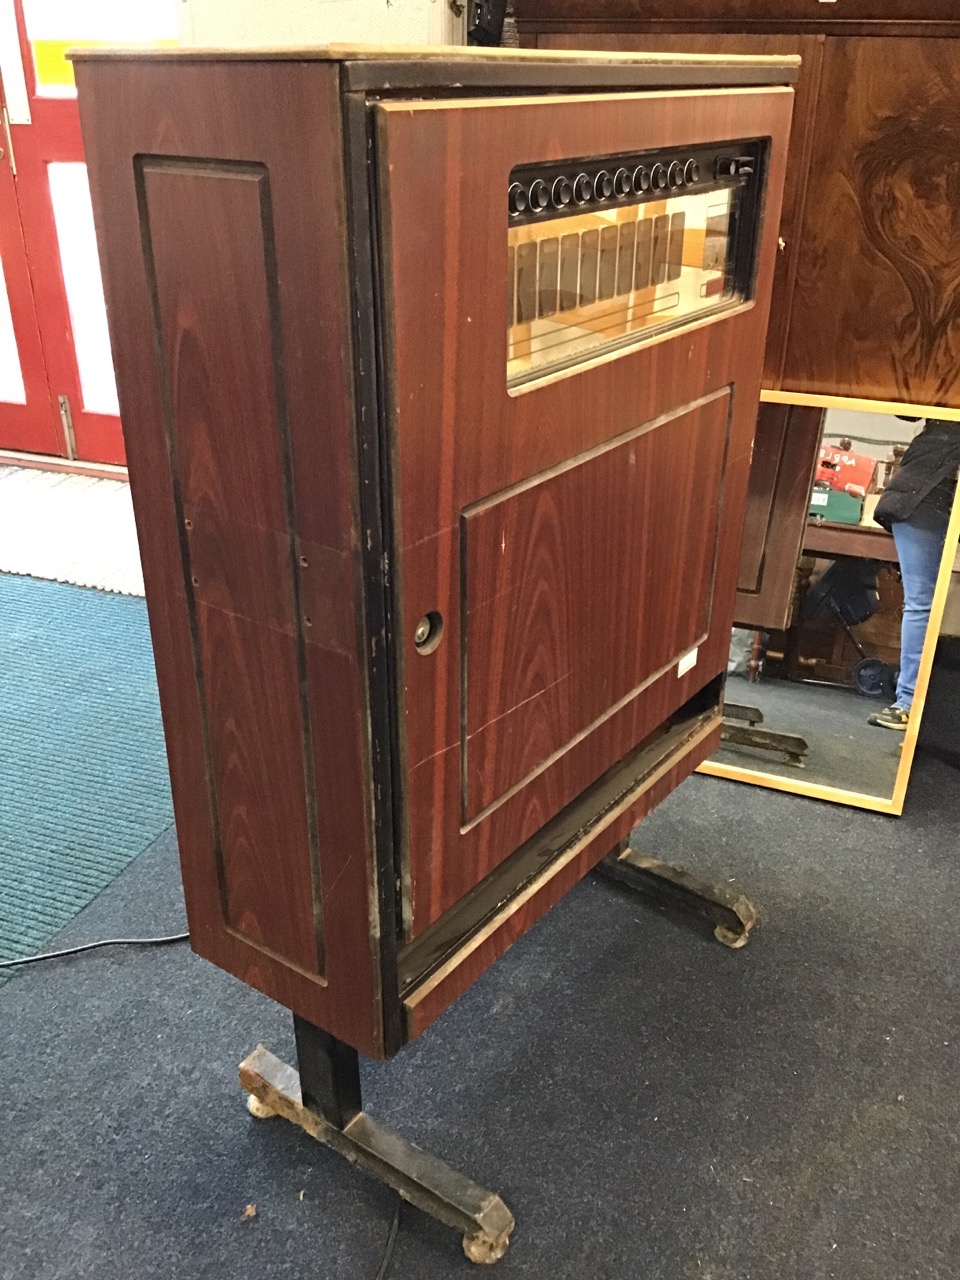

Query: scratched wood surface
<box><xmin>403</xmin><ymin>718</ymin><xmax>720</xmax><ymax>1037</ymax></box>
<box><xmin>378</xmin><ymin>87</ymin><xmax>793</xmax><ymax>937</ymax></box>
<box><xmin>782</xmin><ymin>38</ymin><xmax>960</xmax><ymax>407</ymax></box>
<box><xmin>463</xmin><ymin>394</ymin><xmax>730</xmax><ymax>820</ymax></box>
<box><xmin>77</xmin><ymin>55</ymin><xmax>792</xmax><ymax>1055</ymax></box>
<box><xmin>75</xmin><ymin>60</ymin><xmax>384</xmax><ymax>1056</ymax></box>
<box><xmin>142</xmin><ymin>163</ymin><xmax>320</xmax><ymax>973</ymax></box>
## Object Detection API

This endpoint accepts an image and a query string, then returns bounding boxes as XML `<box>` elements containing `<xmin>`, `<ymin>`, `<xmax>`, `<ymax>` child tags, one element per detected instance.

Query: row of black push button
<box><xmin>508</xmin><ymin>153</ymin><xmax>755</xmax><ymax>218</ymax></box>
<box><xmin>509</xmin><ymin>158</ymin><xmax>702</xmax><ymax>217</ymax></box>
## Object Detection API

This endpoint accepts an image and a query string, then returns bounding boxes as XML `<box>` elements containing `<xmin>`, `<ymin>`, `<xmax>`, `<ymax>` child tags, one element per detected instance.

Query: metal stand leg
<box><xmin>723</xmin><ymin>701</ymin><xmax>765</xmax><ymax>727</ymax></box>
<box><xmin>597</xmin><ymin>843</ymin><xmax>758</xmax><ymax>949</ymax></box>
<box><xmin>239</xmin><ymin>1016</ymin><xmax>514</xmax><ymax>1265</ymax></box>
<box><xmin>722</xmin><ymin>702</ymin><xmax>809</xmax><ymax>767</ymax></box>
<box><xmin>721</xmin><ymin>721</ymin><xmax>809</xmax><ymax>768</ymax></box>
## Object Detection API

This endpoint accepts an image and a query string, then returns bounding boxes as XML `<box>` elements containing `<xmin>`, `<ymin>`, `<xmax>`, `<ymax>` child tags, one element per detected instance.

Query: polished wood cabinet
<box><xmin>782</xmin><ymin>37</ymin><xmax>960</xmax><ymax>405</ymax></box>
<box><xmin>74</xmin><ymin>46</ymin><xmax>793</xmax><ymax>1059</ymax></box>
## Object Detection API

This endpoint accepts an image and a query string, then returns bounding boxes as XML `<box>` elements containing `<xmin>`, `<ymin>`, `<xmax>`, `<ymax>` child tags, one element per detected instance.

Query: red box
<box><xmin>816</xmin><ymin>445</ymin><xmax>877</xmax><ymax>499</ymax></box>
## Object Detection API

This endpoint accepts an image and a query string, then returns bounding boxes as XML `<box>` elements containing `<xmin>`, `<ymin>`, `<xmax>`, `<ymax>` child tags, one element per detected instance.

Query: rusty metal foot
<box><xmin>721</xmin><ymin>720</ymin><xmax>809</xmax><ymax>768</ymax></box>
<box><xmin>239</xmin><ymin>1042</ymin><xmax>514</xmax><ymax>1264</ymax></box>
<box><xmin>597</xmin><ymin>845</ymin><xmax>758</xmax><ymax>949</ymax></box>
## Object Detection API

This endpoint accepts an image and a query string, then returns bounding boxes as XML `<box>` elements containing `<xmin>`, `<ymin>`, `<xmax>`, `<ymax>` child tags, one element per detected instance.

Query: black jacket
<box><xmin>873</xmin><ymin>420</ymin><xmax>960</xmax><ymax>530</ymax></box>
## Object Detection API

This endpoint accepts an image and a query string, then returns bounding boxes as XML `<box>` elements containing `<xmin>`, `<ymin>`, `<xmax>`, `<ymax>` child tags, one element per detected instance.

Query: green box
<box><xmin>809</xmin><ymin>487</ymin><xmax>864</xmax><ymax>525</ymax></box>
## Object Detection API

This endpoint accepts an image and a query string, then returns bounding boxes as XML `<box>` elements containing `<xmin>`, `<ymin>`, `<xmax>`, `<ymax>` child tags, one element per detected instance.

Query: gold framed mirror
<box><xmin>700</xmin><ymin>401</ymin><xmax>960</xmax><ymax>814</ymax></box>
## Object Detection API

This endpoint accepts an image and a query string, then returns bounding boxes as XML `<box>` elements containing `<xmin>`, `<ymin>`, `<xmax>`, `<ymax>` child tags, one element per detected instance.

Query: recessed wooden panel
<box><xmin>140</xmin><ymin>161</ymin><xmax>322</xmax><ymax>974</ymax></box>
<box><xmin>462</xmin><ymin>392</ymin><xmax>730</xmax><ymax>820</ymax></box>
<box><xmin>783</xmin><ymin>38</ymin><xmax>960</xmax><ymax>407</ymax></box>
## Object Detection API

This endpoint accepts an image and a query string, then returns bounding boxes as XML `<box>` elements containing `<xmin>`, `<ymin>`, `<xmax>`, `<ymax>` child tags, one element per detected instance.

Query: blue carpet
<box><xmin>0</xmin><ymin>574</ymin><xmax>173</xmax><ymax>975</ymax></box>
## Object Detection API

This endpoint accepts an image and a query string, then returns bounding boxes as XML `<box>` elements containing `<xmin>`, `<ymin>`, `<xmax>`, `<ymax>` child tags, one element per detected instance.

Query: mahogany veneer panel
<box><xmin>142</xmin><ymin>163</ymin><xmax>321</xmax><ymax>972</ymax></box>
<box><xmin>782</xmin><ymin>38</ymin><xmax>960</xmax><ymax>407</ymax></box>
<box><xmin>75</xmin><ymin>59</ymin><xmax>383</xmax><ymax>1055</ymax></box>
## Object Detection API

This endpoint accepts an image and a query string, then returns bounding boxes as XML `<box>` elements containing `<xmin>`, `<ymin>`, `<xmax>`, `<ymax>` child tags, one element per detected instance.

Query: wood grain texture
<box><xmin>781</xmin><ymin>38</ymin><xmax>960</xmax><ymax>407</ymax></box>
<box><xmin>533</xmin><ymin>31</ymin><xmax>823</xmax><ymax>388</ymax></box>
<box><xmin>140</xmin><ymin>163</ymin><xmax>319</xmax><ymax>971</ymax></box>
<box><xmin>462</xmin><ymin>393</ymin><xmax>730</xmax><ymax>820</ymax></box>
<box><xmin>77</xmin><ymin>54</ymin><xmax>792</xmax><ymax>1056</ymax></box>
<box><xmin>75</xmin><ymin>60</ymin><xmax>385</xmax><ymax>1057</ymax></box>
<box><xmin>377</xmin><ymin>87</ymin><xmax>792</xmax><ymax>938</ymax></box>
<box><xmin>734</xmin><ymin>403</ymin><xmax>823</xmax><ymax>630</ymax></box>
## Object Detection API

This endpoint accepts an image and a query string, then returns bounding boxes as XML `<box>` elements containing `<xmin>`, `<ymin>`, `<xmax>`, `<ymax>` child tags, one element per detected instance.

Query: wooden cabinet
<box><xmin>74</xmin><ymin>47</ymin><xmax>793</xmax><ymax>1060</ymax></box>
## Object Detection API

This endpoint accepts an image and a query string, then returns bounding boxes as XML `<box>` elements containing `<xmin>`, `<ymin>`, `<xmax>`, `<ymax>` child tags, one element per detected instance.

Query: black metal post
<box><xmin>293</xmin><ymin>1014</ymin><xmax>362</xmax><ymax>1130</ymax></box>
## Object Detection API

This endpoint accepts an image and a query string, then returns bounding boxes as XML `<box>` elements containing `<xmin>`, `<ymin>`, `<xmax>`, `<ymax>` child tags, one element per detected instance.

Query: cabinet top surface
<box><xmin>68</xmin><ymin>41</ymin><xmax>799</xmax><ymax>90</ymax></box>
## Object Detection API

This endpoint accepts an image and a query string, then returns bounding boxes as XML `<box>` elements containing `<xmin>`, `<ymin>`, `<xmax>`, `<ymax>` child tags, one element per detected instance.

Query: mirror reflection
<box><xmin>704</xmin><ymin>407</ymin><xmax>960</xmax><ymax>806</ymax></box>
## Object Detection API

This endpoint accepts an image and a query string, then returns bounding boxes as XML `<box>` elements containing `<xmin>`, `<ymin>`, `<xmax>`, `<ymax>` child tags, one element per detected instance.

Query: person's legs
<box><xmin>890</xmin><ymin>507</ymin><xmax>949</xmax><ymax>710</ymax></box>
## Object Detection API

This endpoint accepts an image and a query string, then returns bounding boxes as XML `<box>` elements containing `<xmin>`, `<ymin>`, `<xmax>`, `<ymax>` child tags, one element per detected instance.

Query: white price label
<box><xmin>677</xmin><ymin>647</ymin><xmax>699</xmax><ymax>678</ymax></box>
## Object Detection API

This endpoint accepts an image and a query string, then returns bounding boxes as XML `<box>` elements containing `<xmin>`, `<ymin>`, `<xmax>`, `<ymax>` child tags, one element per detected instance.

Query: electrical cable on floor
<box><xmin>6</xmin><ymin>932</ymin><xmax>403</xmax><ymax>1280</ymax></box>
<box><xmin>374</xmin><ymin>1203</ymin><xmax>401</xmax><ymax>1280</ymax></box>
<box><xmin>0</xmin><ymin>931</ymin><xmax>189</xmax><ymax>968</ymax></box>
<box><xmin>4</xmin><ymin>917</ymin><xmax>407</xmax><ymax>1279</ymax></box>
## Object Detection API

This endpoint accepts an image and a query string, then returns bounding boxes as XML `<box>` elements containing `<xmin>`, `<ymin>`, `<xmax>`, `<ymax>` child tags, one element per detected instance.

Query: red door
<box><xmin>0</xmin><ymin>74</ymin><xmax>59</xmax><ymax>455</ymax></box>
<box><xmin>9</xmin><ymin>0</ymin><xmax>123</xmax><ymax>462</ymax></box>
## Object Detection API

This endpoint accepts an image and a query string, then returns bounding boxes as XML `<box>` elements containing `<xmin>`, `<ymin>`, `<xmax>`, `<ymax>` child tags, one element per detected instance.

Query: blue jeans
<box><xmin>891</xmin><ymin>506</ymin><xmax>950</xmax><ymax>709</ymax></box>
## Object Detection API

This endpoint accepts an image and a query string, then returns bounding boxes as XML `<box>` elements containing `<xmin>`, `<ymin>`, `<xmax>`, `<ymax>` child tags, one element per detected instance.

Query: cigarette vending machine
<box><xmin>74</xmin><ymin>44</ymin><xmax>795</xmax><ymax>1261</ymax></box>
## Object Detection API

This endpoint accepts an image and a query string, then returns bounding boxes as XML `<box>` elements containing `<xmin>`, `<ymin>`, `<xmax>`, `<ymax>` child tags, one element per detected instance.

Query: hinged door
<box><xmin>375</xmin><ymin>87</ymin><xmax>793</xmax><ymax>947</ymax></box>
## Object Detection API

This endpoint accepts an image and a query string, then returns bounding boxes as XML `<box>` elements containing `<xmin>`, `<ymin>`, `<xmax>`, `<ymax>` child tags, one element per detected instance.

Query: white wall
<box><xmin>822</xmin><ymin>408</ymin><xmax>923</xmax><ymax>462</ymax></box>
<box><xmin>180</xmin><ymin>0</ymin><xmax>464</xmax><ymax>47</ymax></box>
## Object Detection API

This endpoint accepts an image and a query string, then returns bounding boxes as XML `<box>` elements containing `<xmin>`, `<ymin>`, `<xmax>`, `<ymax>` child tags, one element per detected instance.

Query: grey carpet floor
<box><xmin>2</xmin><ymin>646</ymin><xmax>959</xmax><ymax>1280</ymax></box>
<box><xmin>715</xmin><ymin>675</ymin><xmax>901</xmax><ymax>798</ymax></box>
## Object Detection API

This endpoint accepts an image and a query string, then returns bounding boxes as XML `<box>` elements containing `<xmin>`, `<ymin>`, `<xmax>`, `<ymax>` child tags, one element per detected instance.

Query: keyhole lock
<box><xmin>414</xmin><ymin>611</ymin><xmax>444</xmax><ymax>654</ymax></box>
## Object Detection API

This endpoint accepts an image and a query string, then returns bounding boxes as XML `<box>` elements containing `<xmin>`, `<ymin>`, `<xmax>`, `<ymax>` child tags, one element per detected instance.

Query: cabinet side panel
<box><xmin>734</xmin><ymin>403</ymin><xmax>823</xmax><ymax>631</ymax></box>
<box><xmin>75</xmin><ymin>59</ymin><xmax>385</xmax><ymax>1057</ymax></box>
